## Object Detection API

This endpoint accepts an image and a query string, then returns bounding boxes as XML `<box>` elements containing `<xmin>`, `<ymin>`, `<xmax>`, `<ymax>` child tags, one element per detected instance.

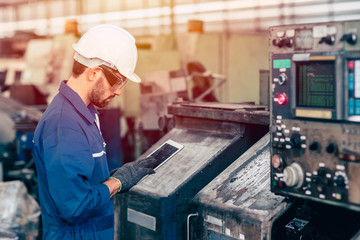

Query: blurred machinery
<box><xmin>0</xmin><ymin>29</ymin><xmax>78</xmax><ymax>104</ymax></box>
<box><xmin>0</xmin><ymin>31</ymin><xmax>40</xmax><ymax>59</ymax></box>
<box><xmin>186</xmin><ymin>61</ymin><xmax>225</xmax><ymax>103</ymax></box>
<box><xmin>138</xmin><ymin>69</ymin><xmax>189</xmax><ymax>156</ymax></box>
<box><xmin>270</xmin><ymin>20</ymin><xmax>360</xmax><ymax>239</ymax></box>
<box><xmin>140</xmin><ymin>69</ymin><xmax>188</xmax><ymax>133</ymax></box>
<box><xmin>18</xmin><ymin>33</ymin><xmax>78</xmax><ymax>102</ymax></box>
<box><xmin>0</xmin><ymin>95</ymin><xmax>42</xmax><ymax>199</ymax></box>
<box><xmin>0</xmin><ymin>180</ymin><xmax>41</xmax><ymax>239</ymax></box>
<box><xmin>114</xmin><ymin>101</ymin><xmax>269</xmax><ymax>240</ymax></box>
<box><xmin>0</xmin><ymin>58</ymin><xmax>24</xmax><ymax>92</ymax></box>
<box><xmin>139</xmin><ymin>65</ymin><xmax>226</xmax><ymax>153</ymax></box>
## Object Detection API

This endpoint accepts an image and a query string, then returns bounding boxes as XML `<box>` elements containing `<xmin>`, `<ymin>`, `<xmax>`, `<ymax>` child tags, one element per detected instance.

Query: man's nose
<box><xmin>113</xmin><ymin>88</ymin><xmax>122</xmax><ymax>96</ymax></box>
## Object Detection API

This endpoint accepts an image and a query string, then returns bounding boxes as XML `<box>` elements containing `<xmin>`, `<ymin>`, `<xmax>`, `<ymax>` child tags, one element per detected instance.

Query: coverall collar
<box><xmin>59</xmin><ymin>81</ymin><xmax>99</xmax><ymax>124</ymax></box>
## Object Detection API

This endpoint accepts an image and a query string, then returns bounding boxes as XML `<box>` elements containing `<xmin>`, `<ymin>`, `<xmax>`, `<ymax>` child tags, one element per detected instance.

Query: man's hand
<box><xmin>110</xmin><ymin>156</ymin><xmax>157</xmax><ymax>193</ymax></box>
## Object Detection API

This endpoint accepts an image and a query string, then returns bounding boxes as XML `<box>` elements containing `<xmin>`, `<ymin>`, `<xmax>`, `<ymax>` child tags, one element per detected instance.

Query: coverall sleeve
<box><xmin>43</xmin><ymin>124</ymin><xmax>111</xmax><ymax>224</ymax></box>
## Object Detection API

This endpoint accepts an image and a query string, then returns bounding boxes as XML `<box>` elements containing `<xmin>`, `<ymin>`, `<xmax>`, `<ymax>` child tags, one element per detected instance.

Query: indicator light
<box><xmin>349</xmin><ymin>61</ymin><xmax>354</xmax><ymax>70</ymax></box>
<box><xmin>271</xmin><ymin>154</ymin><xmax>283</xmax><ymax>169</ymax></box>
<box><xmin>274</xmin><ymin>93</ymin><xmax>288</xmax><ymax>105</ymax></box>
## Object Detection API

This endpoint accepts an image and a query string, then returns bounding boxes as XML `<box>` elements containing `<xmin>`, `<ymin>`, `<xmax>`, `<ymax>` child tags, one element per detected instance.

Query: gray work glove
<box><xmin>110</xmin><ymin>156</ymin><xmax>157</xmax><ymax>192</ymax></box>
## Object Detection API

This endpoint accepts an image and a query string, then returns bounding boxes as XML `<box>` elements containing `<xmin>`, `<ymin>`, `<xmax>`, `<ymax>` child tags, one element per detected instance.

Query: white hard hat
<box><xmin>73</xmin><ymin>24</ymin><xmax>141</xmax><ymax>83</ymax></box>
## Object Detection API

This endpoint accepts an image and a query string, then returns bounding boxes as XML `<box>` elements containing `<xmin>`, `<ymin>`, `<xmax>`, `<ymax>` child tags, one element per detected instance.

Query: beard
<box><xmin>89</xmin><ymin>76</ymin><xmax>114</xmax><ymax>108</ymax></box>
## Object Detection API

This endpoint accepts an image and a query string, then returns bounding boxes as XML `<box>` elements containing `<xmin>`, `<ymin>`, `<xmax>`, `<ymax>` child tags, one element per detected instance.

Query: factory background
<box><xmin>2</xmin><ymin>0</ymin><xmax>360</xmax><ymax>110</ymax></box>
<box><xmin>1</xmin><ymin>0</ymin><xmax>360</xmax><ymax>240</ymax></box>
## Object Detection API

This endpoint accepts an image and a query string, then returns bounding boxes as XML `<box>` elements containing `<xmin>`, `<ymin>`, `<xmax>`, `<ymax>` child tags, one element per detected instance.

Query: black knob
<box><xmin>341</xmin><ymin>33</ymin><xmax>357</xmax><ymax>45</ymax></box>
<box><xmin>319</xmin><ymin>35</ymin><xmax>335</xmax><ymax>45</ymax></box>
<box><xmin>309</xmin><ymin>141</ymin><xmax>320</xmax><ymax>151</ymax></box>
<box><xmin>317</xmin><ymin>167</ymin><xmax>326</xmax><ymax>177</ymax></box>
<box><xmin>323</xmin><ymin>178</ymin><xmax>332</xmax><ymax>186</ymax></box>
<box><xmin>273</xmin><ymin>38</ymin><xmax>293</xmax><ymax>48</ymax></box>
<box><xmin>272</xmin><ymin>39</ymin><xmax>281</xmax><ymax>47</ymax></box>
<box><xmin>326</xmin><ymin>143</ymin><xmax>337</xmax><ymax>154</ymax></box>
<box><xmin>335</xmin><ymin>175</ymin><xmax>346</xmax><ymax>187</ymax></box>
<box><xmin>284</xmin><ymin>38</ymin><xmax>294</xmax><ymax>47</ymax></box>
<box><xmin>312</xmin><ymin>175</ymin><xmax>320</xmax><ymax>184</ymax></box>
<box><xmin>290</xmin><ymin>133</ymin><xmax>302</xmax><ymax>148</ymax></box>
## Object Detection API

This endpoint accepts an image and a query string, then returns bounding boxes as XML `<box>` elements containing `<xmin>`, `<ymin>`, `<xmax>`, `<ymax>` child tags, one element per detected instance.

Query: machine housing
<box><xmin>270</xmin><ymin>20</ymin><xmax>360</xmax><ymax>212</ymax></box>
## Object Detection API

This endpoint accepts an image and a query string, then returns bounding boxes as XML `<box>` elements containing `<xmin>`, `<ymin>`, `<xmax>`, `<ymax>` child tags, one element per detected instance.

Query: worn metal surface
<box><xmin>190</xmin><ymin>133</ymin><xmax>289</xmax><ymax>240</ymax></box>
<box><xmin>168</xmin><ymin>102</ymin><xmax>269</xmax><ymax>126</ymax></box>
<box><xmin>114</xmin><ymin>102</ymin><xmax>269</xmax><ymax>240</ymax></box>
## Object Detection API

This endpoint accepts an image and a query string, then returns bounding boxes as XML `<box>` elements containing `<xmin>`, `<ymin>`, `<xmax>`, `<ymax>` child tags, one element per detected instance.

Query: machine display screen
<box><xmin>296</xmin><ymin>61</ymin><xmax>335</xmax><ymax>108</ymax></box>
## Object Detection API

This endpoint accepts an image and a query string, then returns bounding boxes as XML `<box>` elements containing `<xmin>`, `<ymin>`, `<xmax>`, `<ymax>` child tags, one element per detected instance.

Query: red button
<box><xmin>275</xmin><ymin>93</ymin><xmax>288</xmax><ymax>105</ymax></box>
<box><xmin>349</xmin><ymin>61</ymin><xmax>355</xmax><ymax>70</ymax></box>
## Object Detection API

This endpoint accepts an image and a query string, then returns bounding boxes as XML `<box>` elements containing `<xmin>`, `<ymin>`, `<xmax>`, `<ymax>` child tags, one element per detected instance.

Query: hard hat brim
<box><xmin>127</xmin><ymin>72</ymin><xmax>141</xmax><ymax>83</ymax></box>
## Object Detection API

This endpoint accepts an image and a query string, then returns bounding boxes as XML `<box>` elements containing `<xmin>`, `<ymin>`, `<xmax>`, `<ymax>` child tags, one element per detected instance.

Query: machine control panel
<box><xmin>270</xmin><ymin>21</ymin><xmax>360</xmax><ymax>211</ymax></box>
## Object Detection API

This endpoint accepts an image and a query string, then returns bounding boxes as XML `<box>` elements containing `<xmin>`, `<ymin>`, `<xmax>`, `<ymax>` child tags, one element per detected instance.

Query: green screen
<box><xmin>296</xmin><ymin>61</ymin><xmax>335</xmax><ymax>108</ymax></box>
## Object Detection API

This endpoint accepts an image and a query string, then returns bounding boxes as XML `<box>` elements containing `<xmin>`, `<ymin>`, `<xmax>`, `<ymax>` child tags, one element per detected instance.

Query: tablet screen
<box><xmin>150</xmin><ymin>143</ymin><xmax>180</xmax><ymax>170</ymax></box>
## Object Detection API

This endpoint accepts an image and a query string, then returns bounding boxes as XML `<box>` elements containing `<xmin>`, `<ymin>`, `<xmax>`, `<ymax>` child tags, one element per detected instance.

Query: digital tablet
<box><xmin>137</xmin><ymin>140</ymin><xmax>183</xmax><ymax>184</ymax></box>
<box><xmin>147</xmin><ymin>139</ymin><xmax>183</xmax><ymax>171</ymax></box>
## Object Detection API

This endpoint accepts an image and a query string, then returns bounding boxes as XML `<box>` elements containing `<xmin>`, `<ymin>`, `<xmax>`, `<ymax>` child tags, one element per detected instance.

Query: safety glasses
<box><xmin>99</xmin><ymin>64</ymin><xmax>128</xmax><ymax>91</ymax></box>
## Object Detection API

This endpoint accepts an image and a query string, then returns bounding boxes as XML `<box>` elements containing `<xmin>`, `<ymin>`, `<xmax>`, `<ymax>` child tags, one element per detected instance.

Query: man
<box><xmin>187</xmin><ymin>61</ymin><xmax>218</xmax><ymax>102</ymax></box>
<box><xmin>32</xmin><ymin>24</ymin><xmax>157</xmax><ymax>239</ymax></box>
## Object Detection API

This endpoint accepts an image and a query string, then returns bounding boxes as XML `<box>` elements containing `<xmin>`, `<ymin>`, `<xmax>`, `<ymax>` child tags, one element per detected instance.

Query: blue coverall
<box><xmin>32</xmin><ymin>81</ymin><xmax>114</xmax><ymax>239</ymax></box>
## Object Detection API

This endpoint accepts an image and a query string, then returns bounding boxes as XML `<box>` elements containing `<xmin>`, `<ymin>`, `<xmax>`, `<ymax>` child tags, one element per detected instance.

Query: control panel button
<box><xmin>334</xmin><ymin>175</ymin><xmax>346</xmax><ymax>187</ymax></box>
<box><xmin>272</xmin><ymin>154</ymin><xmax>283</xmax><ymax>169</ymax></box>
<box><xmin>311</xmin><ymin>175</ymin><xmax>320</xmax><ymax>184</ymax></box>
<box><xmin>317</xmin><ymin>167</ymin><xmax>326</xmax><ymax>177</ymax></box>
<box><xmin>272</xmin><ymin>38</ymin><xmax>294</xmax><ymax>48</ymax></box>
<box><xmin>341</xmin><ymin>33</ymin><xmax>357</xmax><ymax>45</ymax></box>
<box><xmin>279</xmin><ymin>73</ymin><xmax>287</xmax><ymax>85</ymax></box>
<box><xmin>319</xmin><ymin>35</ymin><xmax>335</xmax><ymax>45</ymax></box>
<box><xmin>275</xmin><ymin>93</ymin><xmax>288</xmax><ymax>106</ymax></box>
<box><xmin>290</xmin><ymin>133</ymin><xmax>302</xmax><ymax>148</ymax></box>
<box><xmin>326</xmin><ymin>143</ymin><xmax>337</xmax><ymax>154</ymax></box>
<box><xmin>333</xmin><ymin>192</ymin><xmax>345</xmax><ymax>201</ymax></box>
<box><xmin>309</xmin><ymin>141</ymin><xmax>320</xmax><ymax>151</ymax></box>
<box><xmin>317</xmin><ymin>185</ymin><xmax>326</xmax><ymax>193</ymax></box>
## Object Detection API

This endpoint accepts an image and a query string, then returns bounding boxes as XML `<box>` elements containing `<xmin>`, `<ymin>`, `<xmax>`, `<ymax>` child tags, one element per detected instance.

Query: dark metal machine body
<box><xmin>114</xmin><ymin>102</ymin><xmax>269</xmax><ymax>240</ymax></box>
<box><xmin>270</xmin><ymin>20</ymin><xmax>360</xmax><ymax>239</ymax></box>
<box><xmin>190</xmin><ymin>133</ymin><xmax>289</xmax><ymax>240</ymax></box>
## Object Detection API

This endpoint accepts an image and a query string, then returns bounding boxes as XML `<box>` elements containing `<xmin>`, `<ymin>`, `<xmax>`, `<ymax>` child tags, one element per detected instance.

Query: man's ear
<box><xmin>86</xmin><ymin>67</ymin><xmax>102</xmax><ymax>82</ymax></box>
